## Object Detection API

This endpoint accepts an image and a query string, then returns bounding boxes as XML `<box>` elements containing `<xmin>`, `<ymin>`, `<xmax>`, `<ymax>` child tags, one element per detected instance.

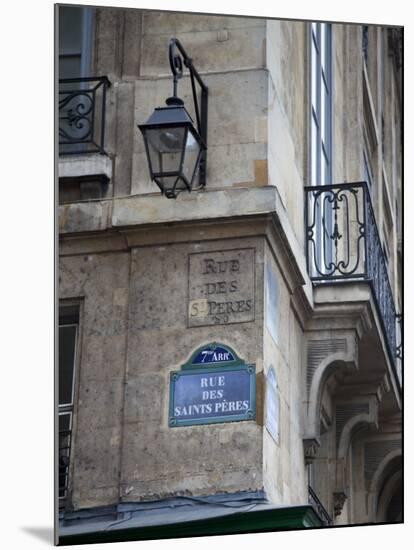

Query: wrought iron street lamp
<box><xmin>138</xmin><ymin>38</ymin><xmax>208</xmax><ymax>199</ymax></box>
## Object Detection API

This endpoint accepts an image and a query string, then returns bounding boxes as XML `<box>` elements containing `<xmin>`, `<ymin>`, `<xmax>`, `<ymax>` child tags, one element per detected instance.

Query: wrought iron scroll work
<box><xmin>305</xmin><ymin>182</ymin><xmax>401</xmax><ymax>374</ymax></box>
<box><xmin>306</xmin><ymin>184</ymin><xmax>366</xmax><ymax>279</ymax></box>
<box><xmin>59</xmin><ymin>76</ymin><xmax>110</xmax><ymax>155</ymax></box>
<box><xmin>168</xmin><ymin>38</ymin><xmax>208</xmax><ymax>187</ymax></box>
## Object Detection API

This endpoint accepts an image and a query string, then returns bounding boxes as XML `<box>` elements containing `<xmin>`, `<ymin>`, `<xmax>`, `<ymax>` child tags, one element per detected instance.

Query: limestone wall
<box><xmin>60</xmin><ymin>236</ymin><xmax>268</xmax><ymax>508</ymax></box>
<box><xmin>60</xmin><ymin>252</ymin><xmax>130</xmax><ymax>508</ymax></box>
<box><xmin>262</xmin><ymin>242</ymin><xmax>308</xmax><ymax>504</ymax></box>
<box><xmin>120</xmin><ymin>237</ymin><xmax>265</xmax><ymax>501</ymax></box>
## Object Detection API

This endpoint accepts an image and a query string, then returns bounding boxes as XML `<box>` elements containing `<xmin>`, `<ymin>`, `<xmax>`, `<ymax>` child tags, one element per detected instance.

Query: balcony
<box><xmin>304</xmin><ymin>182</ymin><xmax>401</xmax><ymax>378</ymax></box>
<box><xmin>59</xmin><ymin>76</ymin><xmax>111</xmax><ymax>156</ymax></box>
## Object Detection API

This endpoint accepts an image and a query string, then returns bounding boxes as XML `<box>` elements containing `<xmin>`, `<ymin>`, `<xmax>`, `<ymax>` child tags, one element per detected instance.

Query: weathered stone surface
<box><xmin>121</xmin><ymin>9</ymin><xmax>143</xmax><ymax>79</ymax></box>
<box><xmin>115</xmin><ymin>237</ymin><xmax>265</xmax><ymax>499</ymax></box>
<box><xmin>58</xmin><ymin>154</ymin><xmax>113</xmax><ymax>180</ymax></box>
<box><xmin>80</xmin><ymin>334</ymin><xmax>126</xmax><ymax>380</ymax></box>
<box><xmin>113</xmin><ymin>82</ymin><xmax>136</xmax><ymax>196</ymax></box>
<box><xmin>142</xmin><ymin>12</ymin><xmax>264</xmax><ymax>35</ymax></box>
<box><xmin>123</xmin><ymin>373</ymin><xmax>165</xmax><ymax>424</ymax></box>
<box><xmin>141</xmin><ymin>13</ymin><xmax>266</xmax><ymax>75</ymax></box>
<box><xmin>188</xmin><ymin>248</ymin><xmax>255</xmax><ymax>327</ymax></box>
<box><xmin>72</xmin><ymin>426</ymin><xmax>121</xmax><ymax>508</ymax></box>
<box><xmin>59</xmin><ymin>202</ymin><xmax>111</xmax><ymax>234</ymax></box>
<box><xmin>76</xmin><ymin>379</ymin><xmax>124</xmax><ymax>430</ymax></box>
<box><xmin>120</xmin><ymin>420</ymin><xmax>262</xmax><ymax>501</ymax></box>
<box><xmin>94</xmin><ymin>8</ymin><xmax>122</xmax><ymax>78</ymax></box>
<box><xmin>60</xmin><ymin>253</ymin><xmax>129</xmax><ymax>509</ymax></box>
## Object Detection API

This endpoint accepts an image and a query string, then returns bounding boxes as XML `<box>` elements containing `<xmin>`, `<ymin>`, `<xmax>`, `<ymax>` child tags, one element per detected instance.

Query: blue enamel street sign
<box><xmin>190</xmin><ymin>344</ymin><xmax>236</xmax><ymax>366</ymax></box>
<box><xmin>169</xmin><ymin>343</ymin><xmax>256</xmax><ymax>427</ymax></box>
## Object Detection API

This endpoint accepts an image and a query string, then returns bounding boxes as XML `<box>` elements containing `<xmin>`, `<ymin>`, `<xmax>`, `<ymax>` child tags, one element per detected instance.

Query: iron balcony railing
<box><xmin>59</xmin><ymin>76</ymin><xmax>111</xmax><ymax>155</ymax></box>
<box><xmin>59</xmin><ymin>428</ymin><xmax>72</xmax><ymax>501</ymax></box>
<box><xmin>305</xmin><ymin>182</ymin><xmax>401</xmax><ymax>378</ymax></box>
<box><xmin>308</xmin><ymin>486</ymin><xmax>333</xmax><ymax>526</ymax></box>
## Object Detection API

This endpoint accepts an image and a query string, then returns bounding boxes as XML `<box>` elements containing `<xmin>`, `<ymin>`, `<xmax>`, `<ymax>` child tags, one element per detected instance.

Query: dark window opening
<box><xmin>59</xmin><ymin>305</ymin><xmax>79</xmax><ymax>502</ymax></box>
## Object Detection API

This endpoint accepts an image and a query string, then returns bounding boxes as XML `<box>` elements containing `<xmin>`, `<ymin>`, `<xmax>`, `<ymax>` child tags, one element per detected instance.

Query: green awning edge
<box><xmin>58</xmin><ymin>504</ymin><xmax>325</xmax><ymax>546</ymax></box>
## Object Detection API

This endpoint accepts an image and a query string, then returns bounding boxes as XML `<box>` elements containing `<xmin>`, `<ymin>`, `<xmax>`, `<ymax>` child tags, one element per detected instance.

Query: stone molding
<box><xmin>303</xmin><ymin>437</ymin><xmax>321</xmax><ymax>465</ymax></box>
<box><xmin>304</xmin><ymin>333</ymin><xmax>359</xmax><ymax>440</ymax></box>
<box><xmin>334</xmin><ymin>395</ymin><xmax>380</xmax><ymax>494</ymax></box>
<box><xmin>333</xmin><ymin>491</ymin><xmax>347</xmax><ymax>517</ymax></box>
<box><xmin>364</xmin><ymin>438</ymin><xmax>402</xmax><ymax>492</ymax></box>
<box><xmin>306</xmin><ymin>338</ymin><xmax>347</xmax><ymax>398</ymax></box>
<box><xmin>58</xmin><ymin>154</ymin><xmax>113</xmax><ymax>180</ymax></box>
<box><xmin>363</xmin><ymin>437</ymin><xmax>402</xmax><ymax>521</ymax></box>
<box><xmin>336</xmin><ymin>396</ymin><xmax>379</xmax><ymax>459</ymax></box>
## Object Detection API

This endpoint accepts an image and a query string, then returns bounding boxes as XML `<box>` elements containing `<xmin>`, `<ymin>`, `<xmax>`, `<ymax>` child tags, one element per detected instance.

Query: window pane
<box><xmin>364</xmin><ymin>151</ymin><xmax>373</xmax><ymax>189</ymax></box>
<box><xmin>59</xmin><ymin>412</ymin><xmax>72</xmax><ymax>432</ymax></box>
<box><xmin>311</xmin><ymin>40</ymin><xmax>318</xmax><ymax>110</ymax></box>
<box><xmin>320</xmin><ymin>23</ymin><xmax>326</xmax><ymax>71</ymax></box>
<box><xmin>321</xmin><ymin>86</ymin><xmax>326</xmax><ymax>144</ymax></box>
<box><xmin>59</xmin><ymin>6</ymin><xmax>84</xmax><ymax>55</ymax></box>
<box><xmin>311</xmin><ymin>118</ymin><xmax>318</xmax><ymax>185</ymax></box>
<box><xmin>321</xmin><ymin>152</ymin><xmax>327</xmax><ymax>186</ymax></box>
<box><xmin>147</xmin><ymin>127</ymin><xmax>186</xmax><ymax>174</ymax></box>
<box><xmin>312</xmin><ymin>23</ymin><xmax>319</xmax><ymax>46</ymax></box>
<box><xmin>322</xmin><ymin>147</ymin><xmax>330</xmax><ymax>185</ymax></box>
<box><xmin>182</xmin><ymin>130</ymin><xmax>201</xmax><ymax>185</ymax></box>
<box><xmin>59</xmin><ymin>6</ymin><xmax>92</xmax><ymax>80</ymax></box>
<box><xmin>322</xmin><ymin>69</ymin><xmax>329</xmax><ymax>94</ymax></box>
<box><xmin>59</xmin><ymin>55</ymin><xmax>82</xmax><ymax>80</ymax></box>
<box><xmin>59</xmin><ymin>325</ymin><xmax>77</xmax><ymax>406</ymax></box>
<box><xmin>310</xmin><ymin>22</ymin><xmax>331</xmax><ymax>190</ymax></box>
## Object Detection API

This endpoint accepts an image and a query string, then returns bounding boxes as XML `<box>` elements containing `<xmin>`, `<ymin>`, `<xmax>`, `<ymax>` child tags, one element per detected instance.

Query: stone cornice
<box><xmin>59</xmin><ymin>186</ymin><xmax>313</xmax><ymax>308</ymax></box>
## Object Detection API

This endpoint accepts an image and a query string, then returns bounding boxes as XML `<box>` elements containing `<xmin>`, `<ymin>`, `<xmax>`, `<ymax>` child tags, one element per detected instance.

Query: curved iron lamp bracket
<box><xmin>168</xmin><ymin>38</ymin><xmax>208</xmax><ymax>187</ymax></box>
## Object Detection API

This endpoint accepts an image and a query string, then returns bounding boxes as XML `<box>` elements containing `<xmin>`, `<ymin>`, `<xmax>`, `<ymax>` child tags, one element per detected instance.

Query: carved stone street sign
<box><xmin>188</xmin><ymin>248</ymin><xmax>255</xmax><ymax>327</ymax></box>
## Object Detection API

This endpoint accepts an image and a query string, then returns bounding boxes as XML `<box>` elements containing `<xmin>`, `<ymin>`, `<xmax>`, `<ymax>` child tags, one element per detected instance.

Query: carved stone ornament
<box><xmin>333</xmin><ymin>491</ymin><xmax>347</xmax><ymax>517</ymax></box>
<box><xmin>303</xmin><ymin>437</ymin><xmax>321</xmax><ymax>464</ymax></box>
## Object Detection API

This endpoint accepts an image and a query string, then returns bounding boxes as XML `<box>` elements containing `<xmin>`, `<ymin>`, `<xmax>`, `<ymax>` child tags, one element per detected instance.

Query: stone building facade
<box><xmin>57</xmin><ymin>5</ymin><xmax>403</xmax><ymax>542</ymax></box>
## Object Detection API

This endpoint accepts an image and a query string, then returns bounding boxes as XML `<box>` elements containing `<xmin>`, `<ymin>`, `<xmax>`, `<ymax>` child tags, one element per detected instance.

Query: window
<box><xmin>310</xmin><ymin>22</ymin><xmax>333</xmax><ymax>273</ymax></box>
<box><xmin>58</xmin><ymin>6</ymin><xmax>93</xmax><ymax>80</ymax></box>
<box><xmin>59</xmin><ymin>305</ymin><xmax>79</xmax><ymax>502</ymax></box>
<box><xmin>307</xmin><ymin>462</ymin><xmax>315</xmax><ymax>488</ymax></box>
<box><xmin>310</xmin><ymin>22</ymin><xmax>332</xmax><ymax>187</ymax></box>
<box><xmin>363</xmin><ymin>148</ymin><xmax>374</xmax><ymax>191</ymax></box>
<box><xmin>58</xmin><ymin>6</ymin><xmax>96</xmax><ymax>156</ymax></box>
<box><xmin>362</xmin><ymin>25</ymin><xmax>369</xmax><ymax>65</ymax></box>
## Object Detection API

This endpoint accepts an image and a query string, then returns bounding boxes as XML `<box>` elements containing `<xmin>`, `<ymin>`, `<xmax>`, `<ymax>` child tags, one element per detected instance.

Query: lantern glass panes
<box><xmin>139</xmin><ymin>104</ymin><xmax>205</xmax><ymax>198</ymax></box>
<box><xmin>182</xmin><ymin>130</ymin><xmax>202</xmax><ymax>184</ymax></box>
<box><xmin>146</xmin><ymin>127</ymin><xmax>185</xmax><ymax>177</ymax></box>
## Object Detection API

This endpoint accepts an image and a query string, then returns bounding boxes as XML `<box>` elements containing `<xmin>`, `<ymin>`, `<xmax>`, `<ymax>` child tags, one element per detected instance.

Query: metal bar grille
<box><xmin>59</xmin><ymin>76</ymin><xmax>110</xmax><ymax>155</ymax></box>
<box><xmin>59</xmin><ymin>428</ymin><xmax>72</xmax><ymax>499</ymax></box>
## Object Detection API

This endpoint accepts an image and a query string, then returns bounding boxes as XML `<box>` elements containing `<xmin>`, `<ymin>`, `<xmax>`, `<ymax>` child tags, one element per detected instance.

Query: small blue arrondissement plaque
<box><xmin>190</xmin><ymin>344</ymin><xmax>236</xmax><ymax>366</ymax></box>
<box><xmin>169</xmin><ymin>343</ymin><xmax>256</xmax><ymax>427</ymax></box>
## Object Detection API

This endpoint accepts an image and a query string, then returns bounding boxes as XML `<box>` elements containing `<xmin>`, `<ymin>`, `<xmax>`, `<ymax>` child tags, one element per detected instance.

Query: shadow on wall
<box><xmin>20</xmin><ymin>527</ymin><xmax>54</xmax><ymax>544</ymax></box>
